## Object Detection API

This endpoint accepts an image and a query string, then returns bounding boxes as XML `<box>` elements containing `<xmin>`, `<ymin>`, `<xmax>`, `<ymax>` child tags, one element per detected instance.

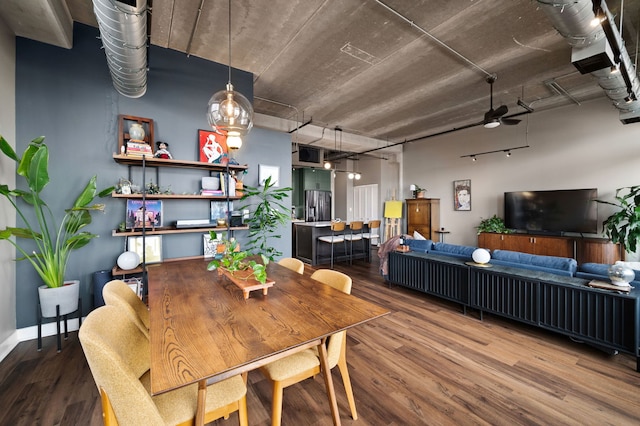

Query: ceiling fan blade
<box><xmin>501</xmin><ymin>118</ymin><xmax>521</xmax><ymax>125</ymax></box>
<box><xmin>493</xmin><ymin>104</ymin><xmax>508</xmax><ymax>118</ymax></box>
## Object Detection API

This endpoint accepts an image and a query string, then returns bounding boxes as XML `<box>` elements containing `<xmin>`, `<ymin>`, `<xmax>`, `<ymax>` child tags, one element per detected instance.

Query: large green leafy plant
<box><xmin>596</xmin><ymin>186</ymin><xmax>640</xmax><ymax>253</ymax></box>
<box><xmin>240</xmin><ymin>176</ymin><xmax>292</xmax><ymax>261</ymax></box>
<box><xmin>476</xmin><ymin>215</ymin><xmax>512</xmax><ymax>235</ymax></box>
<box><xmin>206</xmin><ymin>231</ymin><xmax>268</xmax><ymax>284</ymax></box>
<box><xmin>0</xmin><ymin>136</ymin><xmax>113</xmax><ymax>288</ymax></box>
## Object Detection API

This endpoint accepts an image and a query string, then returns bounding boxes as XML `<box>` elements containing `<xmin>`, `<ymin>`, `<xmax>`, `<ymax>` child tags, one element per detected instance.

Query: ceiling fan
<box><xmin>483</xmin><ymin>75</ymin><xmax>521</xmax><ymax>128</ymax></box>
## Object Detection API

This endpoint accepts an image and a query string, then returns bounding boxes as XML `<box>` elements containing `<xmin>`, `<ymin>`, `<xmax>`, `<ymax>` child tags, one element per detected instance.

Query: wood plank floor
<box><xmin>1</xmin><ymin>250</ymin><xmax>639</xmax><ymax>425</ymax></box>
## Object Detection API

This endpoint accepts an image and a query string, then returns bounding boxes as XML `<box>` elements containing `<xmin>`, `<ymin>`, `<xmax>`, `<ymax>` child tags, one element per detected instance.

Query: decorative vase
<box><xmin>38</xmin><ymin>280</ymin><xmax>80</xmax><ymax>318</ymax></box>
<box><xmin>416</xmin><ymin>190</ymin><xmax>426</xmax><ymax>198</ymax></box>
<box><xmin>608</xmin><ymin>264</ymin><xmax>635</xmax><ymax>286</ymax></box>
<box><xmin>129</xmin><ymin>123</ymin><xmax>145</xmax><ymax>141</ymax></box>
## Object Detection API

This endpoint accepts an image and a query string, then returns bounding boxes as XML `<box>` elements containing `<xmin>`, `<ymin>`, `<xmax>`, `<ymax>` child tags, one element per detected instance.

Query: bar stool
<box><xmin>343</xmin><ymin>221</ymin><xmax>364</xmax><ymax>264</ymax></box>
<box><xmin>362</xmin><ymin>219</ymin><xmax>381</xmax><ymax>262</ymax></box>
<box><xmin>317</xmin><ymin>220</ymin><xmax>346</xmax><ymax>268</ymax></box>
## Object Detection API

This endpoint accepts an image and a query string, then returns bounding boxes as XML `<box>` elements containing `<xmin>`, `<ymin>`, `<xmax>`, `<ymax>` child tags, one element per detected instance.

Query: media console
<box><xmin>388</xmin><ymin>251</ymin><xmax>640</xmax><ymax>371</ymax></box>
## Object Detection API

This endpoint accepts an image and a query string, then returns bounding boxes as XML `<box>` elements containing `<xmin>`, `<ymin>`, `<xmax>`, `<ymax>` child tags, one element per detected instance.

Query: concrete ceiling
<box><xmin>2</xmin><ymin>0</ymin><xmax>640</xmax><ymax>157</ymax></box>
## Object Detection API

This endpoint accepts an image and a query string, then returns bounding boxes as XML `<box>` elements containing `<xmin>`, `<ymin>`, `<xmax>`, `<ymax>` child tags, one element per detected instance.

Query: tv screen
<box><xmin>504</xmin><ymin>189</ymin><xmax>598</xmax><ymax>234</ymax></box>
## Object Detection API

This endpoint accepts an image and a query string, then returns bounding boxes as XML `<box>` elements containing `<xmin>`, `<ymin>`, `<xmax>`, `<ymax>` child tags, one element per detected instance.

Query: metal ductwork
<box><xmin>537</xmin><ymin>0</ymin><xmax>640</xmax><ymax>123</ymax></box>
<box><xmin>92</xmin><ymin>0</ymin><xmax>148</xmax><ymax>98</ymax></box>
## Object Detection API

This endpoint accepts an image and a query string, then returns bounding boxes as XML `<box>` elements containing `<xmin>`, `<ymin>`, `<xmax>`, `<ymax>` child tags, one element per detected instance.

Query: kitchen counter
<box><xmin>293</xmin><ymin>221</ymin><xmax>369</xmax><ymax>266</ymax></box>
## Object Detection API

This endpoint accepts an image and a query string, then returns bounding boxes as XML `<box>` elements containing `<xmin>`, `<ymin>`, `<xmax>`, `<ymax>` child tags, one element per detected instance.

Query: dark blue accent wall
<box><xmin>14</xmin><ymin>23</ymin><xmax>291</xmax><ymax>328</ymax></box>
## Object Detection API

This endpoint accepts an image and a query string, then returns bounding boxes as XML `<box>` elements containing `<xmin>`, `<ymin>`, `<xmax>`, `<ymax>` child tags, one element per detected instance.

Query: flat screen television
<box><xmin>504</xmin><ymin>189</ymin><xmax>598</xmax><ymax>234</ymax></box>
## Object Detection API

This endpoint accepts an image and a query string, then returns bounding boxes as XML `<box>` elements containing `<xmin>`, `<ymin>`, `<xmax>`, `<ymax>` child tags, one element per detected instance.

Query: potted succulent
<box><xmin>240</xmin><ymin>175</ymin><xmax>293</xmax><ymax>261</ymax></box>
<box><xmin>596</xmin><ymin>186</ymin><xmax>640</xmax><ymax>253</ymax></box>
<box><xmin>0</xmin><ymin>135</ymin><xmax>114</xmax><ymax>317</ymax></box>
<box><xmin>476</xmin><ymin>215</ymin><xmax>512</xmax><ymax>235</ymax></box>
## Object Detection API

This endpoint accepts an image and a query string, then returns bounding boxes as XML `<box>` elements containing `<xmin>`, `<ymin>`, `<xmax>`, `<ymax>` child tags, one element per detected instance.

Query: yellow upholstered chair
<box><xmin>278</xmin><ymin>257</ymin><xmax>305</xmax><ymax>274</ymax></box>
<box><xmin>103</xmin><ymin>279</ymin><xmax>150</xmax><ymax>339</ymax></box>
<box><xmin>79</xmin><ymin>305</ymin><xmax>248</xmax><ymax>426</ymax></box>
<box><xmin>259</xmin><ymin>269</ymin><xmax>357</xmax><ymax>425</ymax></box>
<box><xmin>317</xmin><ymin>220</ymin><xmax>346</xmax><ymax>269</ymax></box>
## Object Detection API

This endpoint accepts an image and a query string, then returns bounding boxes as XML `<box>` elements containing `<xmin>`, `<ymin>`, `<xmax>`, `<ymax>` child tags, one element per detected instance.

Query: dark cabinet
<box><xmin>406</xmin><ymin>198</ymin><xmax>440</xmax><ymax>241</ymax></box>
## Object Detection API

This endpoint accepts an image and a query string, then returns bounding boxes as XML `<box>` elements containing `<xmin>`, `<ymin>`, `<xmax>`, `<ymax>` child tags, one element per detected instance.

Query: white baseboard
<box><xmin>0</xmin><ymin>318</ymin><xmax>85</xmax><ymax>363</ymax></box>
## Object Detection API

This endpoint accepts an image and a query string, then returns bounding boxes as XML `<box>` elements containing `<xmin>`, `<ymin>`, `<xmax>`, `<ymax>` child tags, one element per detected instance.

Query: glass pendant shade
<box><xmin>207</xmin><ymin>83</ymin><xmax>254</xmax><ymax>136</ymax></box>
<box><xmin>227</xmin><ymin>133</ymin><xmax>243</xmax><ymax>149</ymax></box>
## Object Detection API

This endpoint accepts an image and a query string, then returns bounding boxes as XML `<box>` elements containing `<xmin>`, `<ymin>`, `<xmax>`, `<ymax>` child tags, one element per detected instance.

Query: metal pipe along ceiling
<box><xmin>537</xmin><ymin>0</ymin><xmax>640</xmax><ymax>122</ymax></box>
<box><xmin>92</xmin><ymin>0</ymin><xmax>148</xmax><ymax>98</ymax></box>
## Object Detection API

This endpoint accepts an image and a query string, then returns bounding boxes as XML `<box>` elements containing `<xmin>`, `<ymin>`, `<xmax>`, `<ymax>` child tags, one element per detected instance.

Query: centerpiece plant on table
<box><xmin>206</xmin><ymin>231</ymin><xmax>268</xmax><ymax>284</ymax></box>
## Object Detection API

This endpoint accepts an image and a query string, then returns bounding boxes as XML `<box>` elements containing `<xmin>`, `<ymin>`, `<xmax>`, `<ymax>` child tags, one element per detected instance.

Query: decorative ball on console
<box><xmin>472</xmin><ymin>248</ymin><xmax>491</xmax><ymax>265</ymax></box>
<box><xmin>117</xmin><ymin>251</ymin><xmax>141</xmax><ymax>271</ymax></box>
<box><xmin>608</xmin><ymin>264</ymin><xmax>635</xmax><ymax>287</ymax></box>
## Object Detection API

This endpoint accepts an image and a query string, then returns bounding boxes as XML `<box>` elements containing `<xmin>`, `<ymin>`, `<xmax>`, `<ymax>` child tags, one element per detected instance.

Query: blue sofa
<box><xmin>489</xmin><ymin>249</ymin><xmax>577</xmax><ymax>277</ymax></box>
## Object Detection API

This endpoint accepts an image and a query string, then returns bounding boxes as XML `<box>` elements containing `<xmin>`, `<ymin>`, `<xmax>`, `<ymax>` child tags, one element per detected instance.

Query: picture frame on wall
<box><xmin>126</xmin><ymin>199</ymin><xmax>163</xmax><ymax>229</ymax></box>
<box><xmin>203</xmin><ymin>232</ymin><xmax>226</xmax><ymax>258</ymax></box>
<box><xmin>198</xmin><ymin>129</ymin><xmax>228</xmax><ymax>164</ymax></box>
<box><xmin>454</xmin><ymin>179</ymin><xmax>471</xmax><ymax>211</ymax></box>
<box><xmin>210</xmin><ymin>201</ymin><xmax>233</xmax><ymax>223</ymax></box>
<box><xmin>258</xmin><ymin>164</ymin><xmax>280</xmax><ymax>187</ymax></box>
<box><xmin>128</xmin><ymin>235</ymin><xmax>163</xmax><ymax>264</ymax></box>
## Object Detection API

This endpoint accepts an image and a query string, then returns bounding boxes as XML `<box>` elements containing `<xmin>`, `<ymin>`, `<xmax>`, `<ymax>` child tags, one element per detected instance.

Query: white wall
<box><xmin>0</xmin><ymin>17</ymin><xmax>18</xmax><ymax>360</ymax></box>
<box><xmin>404</xmin><ymin>97</ymin><xmax>640</xmax><ymax>255</ymax></box>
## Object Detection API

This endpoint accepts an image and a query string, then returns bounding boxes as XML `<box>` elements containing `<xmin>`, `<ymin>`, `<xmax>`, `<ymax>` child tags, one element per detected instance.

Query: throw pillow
<box><xmin>413</xmin><ymin>230</ymin><xmax>427</xmax><ymax>240</ymax></box>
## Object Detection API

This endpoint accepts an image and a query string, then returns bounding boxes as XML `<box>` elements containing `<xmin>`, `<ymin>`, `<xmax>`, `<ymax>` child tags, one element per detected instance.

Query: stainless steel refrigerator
<box><xmin>305</xmin><ymin>190</ymin><xmax>331</xmax><ymax>222</ymax></box>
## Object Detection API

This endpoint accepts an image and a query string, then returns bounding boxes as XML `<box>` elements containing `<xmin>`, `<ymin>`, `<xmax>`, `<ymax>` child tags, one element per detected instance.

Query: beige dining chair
<box><xmin>278</xmin><ymin>257</ymin><xmax>305</xmax><ymax>274</ymax></box>
<box><xmin>317</xmin><ymin>220</ymin><xmax>346</xmax><ymax>269</ymax></box>
<box><xmin>80</xmin><ymin>305</ymin><xmax>248</xmax><ymax>426</ymax></box>
<box><xmin>103</xmin><ymin>279</ymin><xmax>150</xmax><ymax>339</ymax></box>
<box><xmin>259</xmin><ymin>269</ymin><xmax>357</xmax><ymax>425</ymax></box>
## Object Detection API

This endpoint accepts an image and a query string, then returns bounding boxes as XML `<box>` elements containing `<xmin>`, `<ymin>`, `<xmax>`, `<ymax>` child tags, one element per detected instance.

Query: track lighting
<box><xmin>625</xmin><ymin>92</ymin><xmax>637</xmax><ymax>103</ymax></box>
<box><xmin>462</xmin><ymin>145</ymin><xmax>529</xmax><ymax>160</ymax></box>
<box><xmin>611</xmin><ymin>64</ymin><xmax>619</xmax><ymax>74</ymax></box>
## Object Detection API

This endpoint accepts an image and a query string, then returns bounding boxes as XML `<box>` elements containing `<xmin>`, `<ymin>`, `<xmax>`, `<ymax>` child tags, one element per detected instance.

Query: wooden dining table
<box><xmin>147</xmin><ymin>258</ymin><xmax>389</xmax><ymax>425</ymax></box>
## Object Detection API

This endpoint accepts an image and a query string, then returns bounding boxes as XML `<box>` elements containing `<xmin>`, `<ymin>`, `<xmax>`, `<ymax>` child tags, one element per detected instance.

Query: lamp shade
<box><xmin>472</xmin><ymin>248</ymin><xmax>491</xmax><ymax>264</ymax></box>
<box><xmin>384</xmin><ymin>200</ymin><xmax>403</xmax><ymax>218</ymax></box>
<box><xmin>207</xmin><ymin>83</ymin><xmax>254</xmax><ymax>136</ymax></box>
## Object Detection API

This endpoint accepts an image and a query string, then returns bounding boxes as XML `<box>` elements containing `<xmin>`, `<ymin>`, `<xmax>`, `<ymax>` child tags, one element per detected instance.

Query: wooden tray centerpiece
<box><xmin>218</xmin><ymin>267</ymin><xmax>275</xmax><ymax>300</ymax></box>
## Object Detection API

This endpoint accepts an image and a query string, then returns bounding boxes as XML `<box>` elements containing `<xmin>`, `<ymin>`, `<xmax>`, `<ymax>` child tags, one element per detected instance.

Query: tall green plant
<box><xmin>596</xmin><ymin>186</ymin><xmax>640</xmax><ymax>253</ymax></box>
<box><xmin>240</xmin><ymin>176</ymin><xmax>292</xmax><ymax>261</ymax></box>
<box><xmin>0</xmin><ymin>135</ymin><xmax>113</xmax><ymax>288</ymax></box>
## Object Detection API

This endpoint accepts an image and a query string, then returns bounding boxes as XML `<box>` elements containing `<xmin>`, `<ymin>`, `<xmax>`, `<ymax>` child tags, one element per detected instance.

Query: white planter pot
<box><xmin>38</xmin><ymin>280</ymin><xmax>80</xmax><ymax>318</ymax></box>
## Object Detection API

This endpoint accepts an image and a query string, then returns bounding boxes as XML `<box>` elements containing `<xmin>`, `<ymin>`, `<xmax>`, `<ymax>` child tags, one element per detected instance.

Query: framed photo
<box><xmin>128</xmin><ymin>236</ymin><xmax>163</xmax><ymax>264</ymax></box>
<box><xmin>203</xmin><ymin>232</ymin><xmax>226</xmax><ymax>258</ymax></box>
<box><xmin>258</xmin><ymin>164</ymin><xmax>280</xmax><ymax>187</ymax></box>
<box><xmin>454</xmin><ymin>179</ymin><xmax>471</xmax><ymax>211</ymax></box>
<box><xmin>198</xmin><ymin>129</ymin><xmax>228</xmax><ymax>164</ymax></box>
<box><xmin>126</xmin><ymin>199</ymin><xmax>163</xmax><ymax>229</ymax></box>
<box><xmin>210</xmin><ymin>201</ymin><xmax>233</xmax><ymax>222</ymax></box>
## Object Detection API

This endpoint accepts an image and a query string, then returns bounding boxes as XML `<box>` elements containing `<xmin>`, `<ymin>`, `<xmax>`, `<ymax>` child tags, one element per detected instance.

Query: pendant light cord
<box><xmin>227</xmin><ymin>0</ymin><xmax>232</xmax><ymax>84</ymax></box>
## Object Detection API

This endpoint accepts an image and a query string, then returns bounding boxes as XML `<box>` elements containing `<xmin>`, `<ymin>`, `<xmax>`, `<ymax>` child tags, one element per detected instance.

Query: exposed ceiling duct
<box><xmin>537</xmin><ymin>0</ymin><xmax>640</xmax><ymax>123</ymax></box>
<box><xmin>92</xmin><ymin>0</ymin><xmax>148</xmax><ymax>98</ymax></box>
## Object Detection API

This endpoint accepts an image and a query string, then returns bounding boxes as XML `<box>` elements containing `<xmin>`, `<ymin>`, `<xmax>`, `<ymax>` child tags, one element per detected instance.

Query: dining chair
<box><xmin>342</xmin><ymin>221</ymin><xmax>364</xmax><ymax>264</ymax></box>
<box><xmin>259</xmin><ymin>269</ymin><xmax>357</xmax><ymax>425</ymax></box>
<box><xmin>362</xmin><ymin>219</ymin><xmax>381</xmax><ymax>261</ymax></box>
<box><xmin>278</xmin><ymin>257</ymin><xmax>305</xmax><ymax>274</ymax></box>
<box><xmin>317</xmin><ymin>220</ymin><xmax>347</xmax><ymax>269</ymax></box>
<box><xmin>103</xmin><ymin>279</ymin><xmax>149</xmax><ymax>339</ymax></box>
<box><xmin>79</xmin><ymin>305</ymin><xmax>248</xmax><ymax>426</ymax></box>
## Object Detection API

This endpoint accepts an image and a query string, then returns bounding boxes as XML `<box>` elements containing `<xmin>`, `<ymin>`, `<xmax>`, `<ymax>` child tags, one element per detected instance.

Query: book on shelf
<box><xmin>201</xmin><ymin>189</ymin><xmax>224</xmax><ymax>196</ymax></box>
<box><xmin>126</xmin><ymin>141</ymin><xmax>153</xmax><ymax>157</ymax></box>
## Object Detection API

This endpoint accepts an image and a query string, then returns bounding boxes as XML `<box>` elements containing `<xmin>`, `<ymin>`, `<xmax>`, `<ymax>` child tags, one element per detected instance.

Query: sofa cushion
<box><xmin>431</xmin><ymin>242</ymin><xmax>477</xmax><ymax>260</ymax></box>
<box><xmin>490</xmin><ymin>250</ymin><xmax>577</xmax><ymax>276</ymax></box>
<box><xmin>406</xmin><ymin>239</ymin><xmax>434</xmax><ymax>253</ymax></box>
<box><xmin>578</xmin><ymin>262</ymin><xmax>640</xmax><ymax>282</ymax></box>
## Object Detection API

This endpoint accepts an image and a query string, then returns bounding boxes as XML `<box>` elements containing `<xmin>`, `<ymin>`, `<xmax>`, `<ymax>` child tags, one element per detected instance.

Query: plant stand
<box><xmin>219</xmin><ymin>269</ymin><xmax>275</xmax><ymax>300</ymax></box>
<box><xmin>37</xmin><ymin>298</ymin><xmax>82</xmax><ymax>352</ymax></box>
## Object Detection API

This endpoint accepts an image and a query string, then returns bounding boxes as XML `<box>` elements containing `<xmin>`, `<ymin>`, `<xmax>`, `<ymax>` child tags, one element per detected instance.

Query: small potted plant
<box><xmin>0</xmin><ymin>135</ymin><xmax>114</xmax><ymax>317</ymax></box>
<box><xmin>206</xmin><ymin>230</ymin><xmax>268</xmax><ymax>284</ymax></box>
<box><xmin>410</xmin><ymin>184</ymin><xmax>426</xmax><ymax>198</ymax></box>
<box><xmin>476</xmin><ymin>215</ymin><xmax>512</xmax><ymax>235</ymax></box>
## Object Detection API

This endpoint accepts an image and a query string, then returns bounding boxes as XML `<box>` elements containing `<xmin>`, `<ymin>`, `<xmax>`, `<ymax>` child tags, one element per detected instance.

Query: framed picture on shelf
<box><xmin>126</xmin><ymin>199</ymin><xmax>163</xmax><ymax>229</ymax></box>
<box><xmin>128</xmin><ymin>235</ymin><xmax>163</xmax><ymax>264</ymax></box>
<box><xmin>203</xmin><ymin>232</ymin><xmax>226</xmax><ymax>258</ymax></box>
<box><xmin>258</xmin><ymin>164</ymin><xmax>280</xmax><ymax>187</ymax></box>
<box><xmin>453</xmin><ymin>179</ymin><xmax>471</xmax><ymax>211</ymax></box>
<box><xmin>210</xmin><ymin>201</ymin><xmax>233</xmax><ymax>224</ymax></box>
<box><xmin>198</xmin><ymin>129</ymin><xmax>228</xmax><ymax>164</ymax></box>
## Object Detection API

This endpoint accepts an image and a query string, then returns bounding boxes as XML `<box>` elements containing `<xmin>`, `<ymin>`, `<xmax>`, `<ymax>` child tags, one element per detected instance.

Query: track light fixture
<box><xmin>462</xmin><ymin>145</ymin><xmax>529</xmax><ymax>161</ymax></box>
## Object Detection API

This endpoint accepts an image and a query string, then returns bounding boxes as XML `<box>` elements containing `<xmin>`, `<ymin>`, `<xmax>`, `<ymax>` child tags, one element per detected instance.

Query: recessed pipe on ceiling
<box><xmin>92</xmin><ymin>0</ymin><xmax>148</xmax><ymax>98</ymax></box>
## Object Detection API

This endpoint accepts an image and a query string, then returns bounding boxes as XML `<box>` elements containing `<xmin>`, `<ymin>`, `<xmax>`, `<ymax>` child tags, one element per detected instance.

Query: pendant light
<box><xmin>207</xmin><ymin>0</ymin><xmax>254</xmax><ymax>147</ymax></box>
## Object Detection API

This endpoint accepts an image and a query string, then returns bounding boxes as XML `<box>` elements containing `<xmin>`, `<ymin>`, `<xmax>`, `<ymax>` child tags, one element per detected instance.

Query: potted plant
<box><xmin>240</xmin><ymin>175</ymin><xmax>293</xmax><ymax>261</ymax></box>
<box><xmin>410</xmin><ymin>184</ymin><xmax>426</xmax><ymax>198</ymax></box>
<box><xmin>206</xmin><ymin>231</ymin><xmax>268</xmax><ymax>284</ymax></box>
<box><xmin>596</xmin><ymin>186</ymin><xmax>640</xmax><ymax>253</ymax></box>
<box><xmin>0</xmin><ymin>135</ymin><xmax>114</xmax><ymax>317</ymax></box>
<box><xmin>476</xmin><ymin>215</ymin><xmax>512</xmax><ymax>235</ymax></box>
